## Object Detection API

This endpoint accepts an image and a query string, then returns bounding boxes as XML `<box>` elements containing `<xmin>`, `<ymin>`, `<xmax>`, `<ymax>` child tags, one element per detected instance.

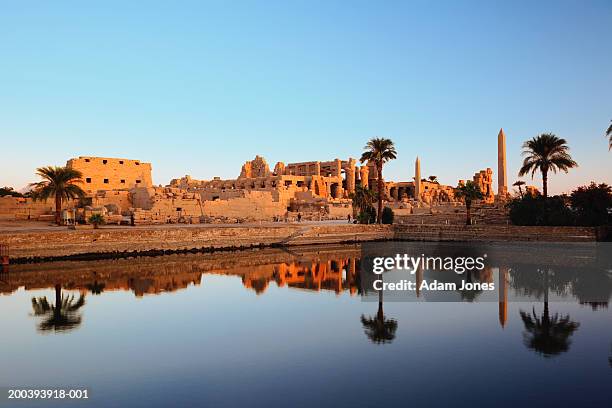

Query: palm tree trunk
<box><xmin>377</xmin><ymin>164</ymin><xmax>383</xmax><ymax>224</ymax></box>
<box><xmin>55</xmin><ymin>193</ymin><xmax>62</xmax><ymax>225</ymax></box>
<box><xmin>518</xmin><ymin>185</ymin><xmax>523</xmax><ymax>199</ymax></box>
<box><xmin>55</xmin><ymin>284</ymin><xmax>61</xmax><ymax>307</ymax></box>
<box><xmin>542</xmin><ymin>169</ymin><xmax>548</xmax><ymax>198</ymax></box>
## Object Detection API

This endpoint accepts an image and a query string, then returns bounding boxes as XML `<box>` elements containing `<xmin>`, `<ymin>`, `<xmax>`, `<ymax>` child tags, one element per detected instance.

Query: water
<box><xmin>1</xmin><ymin>243</ymin><xmax>611</xmax><ymax>407</ymax></box>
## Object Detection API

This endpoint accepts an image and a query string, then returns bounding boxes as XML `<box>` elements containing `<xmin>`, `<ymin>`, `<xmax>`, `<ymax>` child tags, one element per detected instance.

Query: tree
<box><xmin>31</xmin><ymin>284</ymin><xmax>86</xmax><ymax>333</ymax></box>
<box><xmin>570</xmin><ymin>182</ymin><xmax>612</xmax><ymax>226</ymax></box>
<box><xmin>507</xmin><ymin>194</ymin><xmax>575</xmax><ymax>226</ymax></box>
<box><xmin>381</xmin><ymin>207</ymin><xmax>394</xmax><ymax>224</ymax></box>
<box><xmin>349</xmin><ymin>185</ymin><xmax>376</xmax><ymax>219</ymax></box>
<box><xmin>518</xmin><ymin>133</ymin><xmax>578</xmax><ymax>198</ymax></box>
<box><xmin>454</xmin><ymin>181</ymin><xmax>483</xmax><ymax>225</ymax></box>
<box><xmin>88</xmin><ymin>213</ymin><xmax>106</xmax><ymax>229</ymax></box>
<box><xmin>513</xmin><ymin>180</ymin><xmax>526</xmax><ymax>198</ymax></box>
<box><xmin>360</xmin><ymin>138</ymin><xmax>397</xmax><ymax>224</ymax></box>
<box><xmin>0</xmin><ymin>186</ymin><xmax>23</xmax><ymax>197</ymax></box>
<box><xmin>29</xmin><ymin>166</ymin><xmax>86</xmax><ymax>225</ymax></box>
<box><xmin>606</xmin><ymin>120</ymin><xmax>612</xmax><ymax>150</ymax></box>
<box><xmin>428</xmin><ymin>175</ymin><xmax>438</xmax><ymax>183</ymax></box>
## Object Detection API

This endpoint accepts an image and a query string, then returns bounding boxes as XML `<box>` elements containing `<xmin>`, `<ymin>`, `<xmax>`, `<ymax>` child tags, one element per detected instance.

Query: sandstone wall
<box><xmin>202</xmin><ymin>191</ymin><xmax>287</xmax><ymax>220</ymax></box>
<box><xmin>67</xmin><ymin>156</ymin><xmax>152</xmax><ymax>192</ymax></box>
<box><xmin>0</xmin><ymin>196</ymin><xmax>73</xmax><ymax>220</ymax></box>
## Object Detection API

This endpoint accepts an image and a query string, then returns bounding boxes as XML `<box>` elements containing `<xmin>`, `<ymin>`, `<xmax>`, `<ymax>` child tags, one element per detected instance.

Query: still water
<box><xmin>1</xmin><ymin>243</ymin><xmax>611</xmax><ymax>407</ymax></box>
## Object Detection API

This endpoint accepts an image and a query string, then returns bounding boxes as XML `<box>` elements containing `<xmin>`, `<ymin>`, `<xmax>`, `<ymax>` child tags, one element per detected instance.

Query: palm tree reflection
<box><xmin>361</xmin><ymin>275</ymin><xmax>398</xmax><ymax>344</ymax></box>
<box><xmin>31</xmin><ymin>284</ymin><xmax>86</xmax><ymax>333</ymax></box>
<box><xmin>519</xmin><ymin>269</ymin><xmax>579</xmax><ymax>357</ymax></box>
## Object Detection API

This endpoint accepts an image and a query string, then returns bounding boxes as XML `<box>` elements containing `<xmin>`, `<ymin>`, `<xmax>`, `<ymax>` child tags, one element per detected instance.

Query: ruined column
<box><xmin>314</xmin><ymin>161</ymin><xmax>321</xmax><ymax>176</ymax></box>
<box><xmin>360</xmin><ymin>166</ymin><xmax>369</xmax><ymax>189</ymax></box>
<box><xmin>414</xmin><ymin>156</ymin><xmax>422</xmax><ymax>202</ymax></box>
<box><xmin>346</xmin><ymin>158</ymin><xmax>356</xmax><ymax>195</ymax></box>
<box><xmin>334</xmin><ymin>158</ymin><xmax>342</xmax><ymax>177</ymax></box>
<box><xmin>497</xmin><ymin>128</ymin><xmax>508</xmax><ymax>200</ymax></box>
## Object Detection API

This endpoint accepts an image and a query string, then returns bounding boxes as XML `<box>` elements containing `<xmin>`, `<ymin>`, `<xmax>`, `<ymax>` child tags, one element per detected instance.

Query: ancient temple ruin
<box><xmin>1</xmin><ymin>130</ymin><xmax>510</xmax><ymax>224</ymax></box>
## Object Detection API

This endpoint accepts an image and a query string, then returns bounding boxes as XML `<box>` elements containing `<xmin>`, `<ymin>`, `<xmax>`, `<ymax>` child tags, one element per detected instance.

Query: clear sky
<box><xmin>1</xmin><ymin>0</ymin><xmax>611</xmax><ymax>195</ymax></box>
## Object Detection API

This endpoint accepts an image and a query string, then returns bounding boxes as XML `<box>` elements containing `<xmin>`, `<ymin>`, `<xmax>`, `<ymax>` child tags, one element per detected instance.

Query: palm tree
<box><xmin>29</xmin><ymin>166</ymin><xmax>86</xmax><ymax>225</ymax></box>
<box><xmin>360</xmin><ymin>138</ymin><xmax>397</xmax><ymax>224</ymax></box>
<box><xmin>513</xmin><ymin>180</ymin><xmax>526</xmax><ymax>198</ymax></box>
<box><xmin>31</xmin><ymin>284</ymin><xmax>86</xmax><ymax>333</ymax></box>
<box><xmin>360</xmin><ymin>277</ymin><xmax>398</xmax><ymax>344</ymax></box>
<box><xmin>519</xmin><ymin>269</ymin><xmax>579</xmax><ymax>357</ymax></box>
<box><xmin>518</xmin><ymin>133</ymin><xmax>578</xmax><ymax>198</ymax></box>
<box><xmin>606</xmin><ymin>121</ymin><xmax>612</xmax><ymax>150</ymax></box>
<box><xmin>349</xmin><ymin>185</ymin><xmax>375</xmax><ymax>218</ymax></box>
<box><xmin>454</xmin><ymin>181</ymin><xmax>484</xmax><ymax>225</ymax></box>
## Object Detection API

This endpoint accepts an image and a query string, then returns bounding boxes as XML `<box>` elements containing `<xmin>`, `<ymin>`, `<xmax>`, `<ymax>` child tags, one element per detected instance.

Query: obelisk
<box><xmin>497</xmin><ymin>128</ymin><xmax>507</xmax><ymax>199</ymax></box>
<box><xmin>414</xmin><ymin>156</ymin><xmax>422</xmax><ymax>203</ymax></box>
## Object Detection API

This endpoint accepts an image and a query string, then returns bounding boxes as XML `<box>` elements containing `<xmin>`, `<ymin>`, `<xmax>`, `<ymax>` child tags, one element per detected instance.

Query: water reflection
<box><xmin>31</xmin><ymin>284</ymin><xmax>86</xmax><ymax>333</ymax></box>
<box><xmin>361</xmin><ymin>276</ymin><xmax>398</xmax><ymax>344</ymax></box>
<box><xmin>1</xmin><ymin>244</ymin><xmax>610</xmax><ymax>347</ymax></box>
<box><xmin>517</xmin><ymin>269</ymin><xmax>579</xmax><ymax>357</ymax></box>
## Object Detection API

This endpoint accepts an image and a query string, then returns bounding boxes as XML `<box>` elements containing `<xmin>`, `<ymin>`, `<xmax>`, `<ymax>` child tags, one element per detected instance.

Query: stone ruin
<box><xmin>4</xmin><ymin>129</ymin><xmax>511</xmax><ymax>225</ymax></box>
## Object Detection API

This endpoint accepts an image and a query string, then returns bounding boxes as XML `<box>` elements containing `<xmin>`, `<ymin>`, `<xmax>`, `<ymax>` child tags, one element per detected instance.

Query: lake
<box><xmin>1</xmin><ymin>243</ymin><xmax>611</xmax><ymax>407</ymax></box>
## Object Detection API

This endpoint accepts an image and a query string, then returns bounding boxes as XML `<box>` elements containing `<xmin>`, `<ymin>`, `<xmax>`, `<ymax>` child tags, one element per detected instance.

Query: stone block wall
<box><xmin>67</xmin><ymin>156</ymin><xmax>152</xmax><ymax>192</ymax></box>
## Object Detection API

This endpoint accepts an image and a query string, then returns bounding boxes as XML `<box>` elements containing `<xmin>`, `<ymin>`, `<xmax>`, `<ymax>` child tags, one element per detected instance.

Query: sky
<box><xmin>1</xmin><ymin>0</ymin><xmax>611</xmax><ymax>195</ymax></box>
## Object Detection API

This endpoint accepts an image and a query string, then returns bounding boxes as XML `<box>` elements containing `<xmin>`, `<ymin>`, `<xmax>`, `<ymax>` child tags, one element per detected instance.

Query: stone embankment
<box><xmin>0</xmin><ymin>224</ymin><xmax>393</xmax><ymax>261</ymax></box>
<box><xmin>0</xmin><ymin>223</ymin><xmax>608</xmax><ymax>261</ymax></box>
<box><xmin>393</xmin><ymin>224</ymin><xmax>609</xmax><ymax>242</ymax></box>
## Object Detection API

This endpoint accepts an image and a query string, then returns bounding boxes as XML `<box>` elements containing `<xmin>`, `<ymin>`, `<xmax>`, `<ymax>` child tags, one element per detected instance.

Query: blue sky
<box><xmin>1</xmin><ymin>0</ymin><xmax>611</xmax><ymax>194</ymax></box>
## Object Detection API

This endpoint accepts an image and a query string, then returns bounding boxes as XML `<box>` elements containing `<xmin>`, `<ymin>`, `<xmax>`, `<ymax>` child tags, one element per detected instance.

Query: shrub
<box><xmin>88</xmin><ymin>213</ymin><xmax>106</xmax><ymax>229</ymax></box>
<box><xmin>381</xmin><ymin>207</ymin><xmax>394</xmax><ymax>224</ymax></box>
<box><xmin>570</xmin><ymin>182</ymin><xmax>612</xmax><ymax>226</ymax></box>
<box><xmin>358</xmin><ymin>206</ymin><xmax>376</xmax><ymax>224</ymax></box>
<box><xmin>507</xmin><ymin>195</ymin><xmax>575</xmax><ymax>226</ymax></box>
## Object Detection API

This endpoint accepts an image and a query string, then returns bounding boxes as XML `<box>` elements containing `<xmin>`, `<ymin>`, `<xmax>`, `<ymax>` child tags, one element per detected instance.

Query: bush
<box><xmin>382</xmin><ymin>207</ymin><xmax>394</xmax><ymax>224</ymax></box>
<box><xmin>570</xmin><ymin>182</ymin><xmax>612</xmax><ymax>226</ymax></box>
<box><xmin>507</xmin><ymin>195</ymin><xmax>575</xmax><ymax>226</ymax></box>
<box><xmin>357</xmin><ymin>206</ymin><xmax>376</xmax><ymax>224</ymax></box>
<box><xmin>88</xmin><ymin>214</ymin><xmax>106</xmax><ymax>229</ymax></box>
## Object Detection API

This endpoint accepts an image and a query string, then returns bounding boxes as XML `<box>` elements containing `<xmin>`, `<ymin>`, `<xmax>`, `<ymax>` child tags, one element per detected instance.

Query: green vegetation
<box><xmin>518</xmin><ymin>133</ymin><xmax>577</xmax><ymax>198</ymax></box>
<box><xmin>0</xmin><ymin>186</ymin><xmax>23</xmax><ymax>197</ymax></box>
<box><xmin>360</xmin><ymin>138</ymin><xmax>397</xmax><ymax>224</ymax></box>
<box><xmin>507</xmin><ymin>195</ymin><xmax>574</xmax><ymax>226</ymax></box>
<box><xmin>350</xmin><ymin>185</ymin><xmax>377</xmax><ymax>224</ymax></box>
<box><xmin>381</xmin><ymin>207</ymin><xmax>394</xmax><ymax>224</ymax></box>
<box><xmin>88</xmin><ymin>213</ymin><xmax>106</xmax><ymax>229</ymax></box>
<box><xmin>29</xmin><ymin>166</ymin><xmax>86</xmax><ymax>225</ymax></box>
<box><xmin>508</xmin><ymin>182</ymin><xmax>612</xmax><ymax>226</ymax></box>
<box><xmin>570</xmin><ymin>182</ymin><xmax>612</xmax><ymax>226</ymax></box>
<box><xmin>513</xmin><ymin>180</ymin><xmax>526</xmax><ymax>198</ymax></box>
<box><xmin>454</xmin><ymin>181</ymin><xmax>484</xmax><ymax>225</ymax></box>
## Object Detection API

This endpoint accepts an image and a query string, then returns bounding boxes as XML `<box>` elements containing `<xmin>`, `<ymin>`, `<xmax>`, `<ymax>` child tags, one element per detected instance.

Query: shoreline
<box><xmin>0</xmin><ymin>223</ymin><xmax>609</xmax><ymax>264</ymax></box>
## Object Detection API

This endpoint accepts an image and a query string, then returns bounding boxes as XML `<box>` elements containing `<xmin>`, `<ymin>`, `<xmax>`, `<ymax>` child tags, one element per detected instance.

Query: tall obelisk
<box><xmin>497</xmin><ymin>128</ymin><xmax>507</xmax><ymax>200</ymax></box>
<box><xmin>414</xmin><ymin>156</ymin><xmax>422</xmax><ymax>203</ymax></box>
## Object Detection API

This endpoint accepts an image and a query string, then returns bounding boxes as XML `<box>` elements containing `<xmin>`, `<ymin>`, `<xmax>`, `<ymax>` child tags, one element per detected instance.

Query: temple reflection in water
<box><xmin>2</xmin><ymin>243</ymin><xmax>610</xmax><ymax>340</ymax></box>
